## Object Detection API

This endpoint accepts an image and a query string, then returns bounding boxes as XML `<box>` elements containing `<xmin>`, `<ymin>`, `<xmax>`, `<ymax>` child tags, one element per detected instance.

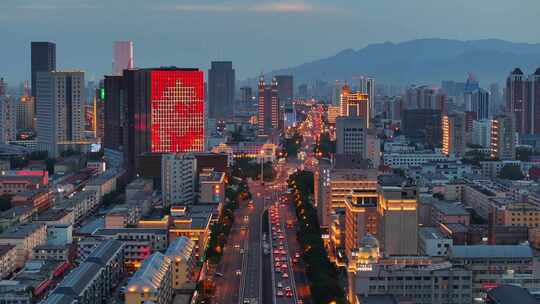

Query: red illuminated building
<box><xmin>119</xmin><ymin>67</ymin><xmax>205</xmax><ymax>179</ymax></box>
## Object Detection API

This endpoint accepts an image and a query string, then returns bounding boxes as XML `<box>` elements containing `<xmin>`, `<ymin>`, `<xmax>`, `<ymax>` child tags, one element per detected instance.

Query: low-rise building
<box><xmin>418</xmin><ymin>227</ymin><xmax>453</xmax><ymax>257</ymax></box>
<box><xmin>0</xmin><ymin>244</ymin><xmax>16</xmax><ymax>279</ymax></box>
<box><xmin>198</xmin><ymin>169</ymin><xmax>226</xmax><ymax>204</ymax></box>
<box><xmin>93</xmin><ymin>228</ymin><xmax>167</xmax><ymax>272</ymax></box>
<box><xmin>54</xmin><ymin>190</ymin><xmax>99</xmax><ymax>224</ymax></box>
<box><xmin>164</xmin><ymin>236</ymin><xmax>196</xmax><ymax>289</ymax></box>
<box><xmin>11</xmin><ymin>189</ymin><xmax>52</xmax><ymax>212</ymax></box>
<box><xmin>125</xmin><ymin>252</ymin><xmax>173</xmax><ymax>304</ymax></box>
<box><xmin>0</xmin><ymin>223</ymin><xmax>47</xmax><ymax>268</ymax></box>
<box><xmin>0</xmin><ymin>205</ymin><xmax>36</xmax><ymax>230</ymax></box>
<box><xmin>35</xmin><ymin>209</ymin><xmax>75</xmax><ymax>226</ymax></box>
<box><xmin>169</xmin><ymin>213</ymin><xmax>211</xmax><ymax>260</ymax></box>
<box><xmin>47</xmin><ymin>239</ymin><xmax>124</xmax><ymax>304</ymax></box>
<box><xmin>383</xmin><ymin>151</ymin><xmax>448</xmax><ymax>169</ymax></box>
<box><xmin>32</xmin><ymin>244</ymin><xmax>70</xmax><ymax>261</ymax></box>
<box><xmin>450</xmin><ymin>245</ymin><xmax>540</xmax><ymax>300</ymax></box>
<box><xmin>84</xmin><ymin>170</ymin><xmax>119</xmax><ymax>200</ymax></box>
<box><xmin>0</xmin><ymin>170</ymin><xmax>48</xmax><ymax>195</ymax></box>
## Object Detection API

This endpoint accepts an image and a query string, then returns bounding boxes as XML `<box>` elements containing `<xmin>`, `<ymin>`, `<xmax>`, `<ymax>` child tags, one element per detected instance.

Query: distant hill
<box><xmin>261</xmin><ymin>38</ymin><xmax>540</xmax><ymax>86</ymax></box>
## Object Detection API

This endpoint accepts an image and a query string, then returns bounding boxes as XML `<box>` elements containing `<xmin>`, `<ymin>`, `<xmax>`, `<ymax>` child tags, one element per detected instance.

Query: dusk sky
<box><xmin>2</xmin><ymin>0</ymin><xmax>540</xmax><ymax>83</ymax></box>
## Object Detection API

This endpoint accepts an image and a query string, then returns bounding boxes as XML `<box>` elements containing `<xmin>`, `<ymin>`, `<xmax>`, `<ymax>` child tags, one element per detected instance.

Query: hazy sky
<box><xmin>1</xmin><ymin>0</ymin><xmax>540</xmax><ymax>83</ymax></box>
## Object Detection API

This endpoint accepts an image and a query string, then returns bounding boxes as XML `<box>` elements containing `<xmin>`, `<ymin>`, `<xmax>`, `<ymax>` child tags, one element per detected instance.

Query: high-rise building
<box><xmin>442</xmin><ymin>113</ymin><xmax>466</xmax><ymax>158</ymax></box>
<box><xmin>16</xmin><ymin>81</ymin><xmax>35</xmax><ymax>131</ymax></box>
<box><xmin>357</xmin><ymin>76</ymin><xmax>375</xmax><ymax>120</ymax></box>
<box><xmin>258</xmin><ymin>77</ymin><xmax>280</xmax><ymax>135</ymax></box>
<box><xmin>336</xmin><ymin>116</ymin><xmax>366</xmax><ymax>155</ymax></box>
<box><xmin>161</xmin><ymin>153</ymin><xmax>197</xmax><ymax>207</ymax></box>
<box><xmin>297</xmin><ymin>83</ymin><xmax>308</xmax><ymax>98</ymax></box>
<box><xmin>490</xmin><ymin>83</ymin><xmax>501</xmax><ymax>113</ymax></box>
<box><xmin>344</xmin><ymin>169</ymin><xmax>379</xmax><ymax>258</ymax></box>
<box><xmin>463</xmin><ymin>73</ymin><xmax>480</xmax><ymax>93</ymax></box>
<box><xmin>0</xmin><ymin>78</ymin><xmax>6</xmax><ymax>96</ymax></box>
<box><xmin>339</xmin><ymin>84</ymin><xmax>369</xmax><ymax>127</ymax></box>
<box><xmin>491</xmin><ymin>113</ymin><xmax>516</xmax><ymax>160</ymax></box>
<box><xmin>93</xmin><ymin>81</ymin><xmax>105</xmax><ymax>140</ymax></box>
<box><xmin>472</xmin><ymin>119</ymin><xmax>492</xmax><ymax>148</ymax></box>
<box><xmin>527</xmin><ymin>68</ymin><xmax>540</xmax><ymax>134</ymax></box>
<box><xmin>240</xmin><ymin>86</ymin><xmax>253</xmax><ymax>103</ymax></box>
<box><xmin>208</xmin><ymin>61</ymin><xmax>235</xmax><ymax>120</ymax></box>
<box><xmin>275</xmin><ymin>75</ymin><xmax>293</xmax><ymax>110</ymax></box>
<box><xmin>506</xmin><ymin>68</ymin><xmax>528</xmax><ymax>134</ymax></box>
<box><xmin>465</xmin><ymin>88</ymin><xmax>490</xmax><ymax>120</ymax></box>
<box><xmin>405</xmin><ymin>85</ymin><xmax>446</xmax><ymax>113</ymax></box>
<box><xmin>377</xmin><ymin>175</ymin><xmax>418</xmax><ymax>256</ymax></box>
<box><xmin>31</xmin><ymin>42</ymin><xmax>56</xmax><ymax>98</ymax></box>
<box><xmin>36</xmin><ymin>71</ymin><xmax>85</xmax><ymax>157</ymax></box>
<box><xmin>402</xmin><ymin>109</ymin><xmax>442</xmax><ymax>147</ymax></box>
<box><xmin>121</xmin><ymin>68</ymin><xmax>204</xmax><ymax>178</ymax></box>
<box><xmin>104</xmin><ymin>75</ymin><xmax>125</xmax><ymax>152</ymax></box>
<box><xmin>112</xmin><ymin>41</ymin><xmax>134</xmax><ymax>76</ymax></box>
<box><xmin>0</xmin><ymin>94</ymin><xmax>16</xmax><ymax>144</ymax></box>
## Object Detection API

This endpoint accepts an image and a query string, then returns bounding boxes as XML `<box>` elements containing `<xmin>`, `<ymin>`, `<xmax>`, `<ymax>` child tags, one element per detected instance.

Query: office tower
<box><xmin>339</xmin><ymin>84</ymin><xmax>369</xmax><ymax>127</ymax></box>
<box><xmin>442</xmin><ymin>113</ymin><xmax>466</xmax><ymax>157</ymax></box>
<box><xmin>297</xmin><ymin>83</ymin><xmax>308</xmax><ymax>98</ymax></box>
<box><xmin>378</xmin><ymin>175</ymin><xmax>418</xmax><ymax>256</ymax></box>
<box><xmin>240</xmin><ymin>86</ymin><xmax>253</xmax><ymax>103</ymax></box>
<box><xmin>463</xmin><ymin>74</ymin><xmax>480</xmax><ymax>93</ymax></box>
<box><xmin>491</xmin><ymin>113</ymin><xmax>516</xmax><ymax>160</ymax></box>
<box><xmin>405</xmin><ymin>85</ymin><xmax>446</xmax><ymax>111</ymax></box>
<box><xmin>162</xmin><ymin>153</ymin><xmax>197</xmax><ymax>207</ymax></box>
<box><xmin>528</xmin><ymin>68</ymin><xmax>540</xmax><ymax>134</ymax></box>
<box><xmin>0</xmin><ymin>95</ymin><xmax>16</xmax><ymax>144</ymax></box>
<box><xmin>472</xmin><ymin>120</ymin><xmax>492</xmax><ymax>148</ymax></box>
<box><xmin>112</xmin><ymin>41</ymin><xmax>134</xmax><ymax>76</ymax></box>
<box><xmin>275</xmin><ymin>75</ymin><xmax>293</xmax><ymax>108</ymax></box>
<box><xmin>104</xmin><ymin>75</ymin><xmax>124</xmax><ymax>151</ymax></box>
<box><xmin>344</xmin><ymin>168</ymin><xmax>379</xmax><ymax>258</ymax></box>
<box><xmin>506</xmin><ymin>68</ymin><xmax>528</xmax><ymax>134</ymax></box>
<box><xmin>336</xmin><ymin>116</ymin><xmax>366</xmax><ymax>155</ymax></box>
<box><xmin>0</xmin><ymin>78</ymin><xmax>6</xmax><ymax>96</ymax></box>
<box><xmin>490</xmin><ymin>83</ymin><xmax>501</xmax><ymax>113</ymax></box>
<box><xmin>402</xmin><ymin>109</ymin><xmax>442</xmax><ymax>147</ymax></box>
<box><xmin>357</xmin><ymin>76</ymin><xmax>375</xmax><ymax>120</ymax></box>
<box><xmin>31</xmin><ymin>42</ymin><xmax>56</xmax><ymax>97</ymax></box>
<box><xmin>465</xmin><ymin>88</ymin><xmax>490</xmax><ymax>120</ymax></box>
<box><xmin>122</xmin><ymin>68</ymin><xmax>204</xmax><ymax>178</ymax></box>
<box><xmin>17</xmin><ymin>81</ymin><xmax>35</xmax><ymax>131</ymax></box>
<box><xmin>257</xmin><ymin>76</ymin><xmax>279</xmax><ymax>135</ymax></box>
<box><xmin>441</xmin><ymin>80</ymin><xmax>466</xmax><ymax>97</ymax></box>
<box><xmin>93</xmin><ymin>81</ymin><xmax>105</xmax><ymax>140</ymax></box>
<box><xmin>208</xmin><ymin>61</ymin><xmax>235</xmax><ymax>120</ymax></box>
<box><xmin>36</xmin><ymin>71</ymin><xmax>85</xmax><ymax>157</ymax></box>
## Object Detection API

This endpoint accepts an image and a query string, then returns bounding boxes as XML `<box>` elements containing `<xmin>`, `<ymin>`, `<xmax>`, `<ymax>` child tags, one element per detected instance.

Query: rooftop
<box><xmin>487</xmin><ymin>285</ymin><xmax>538</xmax><ymax>304</ymax></box>
<box><xmin>36</xmin><ymin>209</ymin><xmax>71</xmax><ymax>222</ymax></box>
<box><xmin>432</xmin><ymin>202</ymin><xmax>469</xmax><ymax>216</ymax></box>
<box><xmin>165</xmin><ymin>236</ymin><xmax>194</xmax><ymax>261</ymax></box>
<box><xmin>127</xmin><ymin>252</ymin><xmax>171</xmax><ymax>293</ymax></box>
<box><xmin>450</xmin><ymin>245</ymin><xmax>532</xmax><ymax>259</ymax></box>
<box><xmin>94</xmin><ymin>228</ymin><xmax>167</xmax><ymax>236</ymax></box>
<box><xmin>0</xmin><ymin>223</ymin><xmax>45</xmax><ymax>239</ymax></box>
<box><xmin>419</xmin><ymin>227</ymin><xmax>449</xmax><ymax>241</ymax></box>
<box><xmin>0</xmin><ymin>244</ymin><xmax>15</xmax><ymax>256</ymax></box>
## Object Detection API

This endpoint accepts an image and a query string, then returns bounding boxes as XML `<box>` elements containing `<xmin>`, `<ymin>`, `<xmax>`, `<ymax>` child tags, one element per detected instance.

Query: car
<box><xmin>292</xmin><ymin>257</ymin><xmax>298</xmax><ymax>264</ymax></box>
<box><xmin>286</xmin><ymin>290</ymin><xmax>293</xmax><ymax>297</ymax></box>
<box><xmin>285</xmin><ymin>287</ymin><xmax>291</xmax><ymax>292</ymax></box>
<box><xmin>295</xmin><ymin>252</ymin><xmax>301</xmax><ymax>258</ymax></box>
<box><xmin>234</xmin><ymin>244</ymin><xmax>240</xmax><ymax>249</ymax></box>
<box><xmin>277</xmin><ymin>282</ymin><xmax>283</xmax><ymax>288</ymax></box>
<box><xmin>280</xmin><ymin>250</ymin><xmax>287</xmax><ymax>255</ymax></box>
<box><xmin>281</xmin><ymin>264</ymin><xmax>288</xmax><ymax>270</ymax></box>
<box><xmin>236</xmin><ymin>269</ymin><xmax>242</xmax><ymax>276</ymax></box>
<box><xmin>216</xmin><ymin>272</ymin><xmax>224</xmax><ymax>277</ymax></box>
<box><xmin>274</xmin><ymin>267</ymin><xmax>281</xmax><ymax>273</ymax></box>
<box><xmin>279</xmin><ymin>235</ymin><xmax>285</xmax><ymax>240</ymax></box>
<box><xmin>282</xmin><ymin>272</ymin><xmax>289</xmax><ymax>278</ymax></box>
<box><xmin>276</xmin><ymin>289</ymin><xmax>284</xmax><ymax>297</ymax></box>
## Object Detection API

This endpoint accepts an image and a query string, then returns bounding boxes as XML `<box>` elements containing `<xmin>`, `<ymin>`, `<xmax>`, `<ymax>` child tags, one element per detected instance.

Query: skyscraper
<box><xmin>357</xmin><ymin>76</ymin><xmax>375</xmax><ymax>120</ymax></box>
<box><xmin>36</xmin><ymin>71</ymin><xmax>85</xmax><ymax>157</ymax></box>
<box><xmin>506</xmin><ymin>68</ymin><xmax>528</xmax><ymax>134</ymax></box>
<box><xmin>121</xmin><ymin>68</ymin><xmax>204</xmax><ymax>178</ymax></box>
<box><xmin>336</xmin><ymin>116</ymin><xmax>366</xmax><ymax>155</ymax></box>
<box><xmin>258</xmin><ymin>76</ymin><xmax>280</xmax><ymax>135</ymax></box>
<box><xmin>527</xmin><ymin>68</ymin><xmax>540</xmax><ymax>134</ymax></box>
<box><xmin>465</xmin><ymin>88</ymin><xmax>490</xmax><ymax>120</ymax></box>
<box><xmin>402</xmin><ymin>109</ymin><xmax>442</xmax><ymax>147</ymax></box>
<box><xmin>275</xmin><ymin>75</ymin><xmax>293</xmax><ymax>108</ymax></box>
<box><xmin>491</xmin><ymin>113</ymin><xmax>516</xmax><ymax>160</ymax></box>
<box><xmin>208</xmin><ymin>61</ymin><xmax>234</xmax><ymax>120</ymax></box>
<box><xmin>93</xmin><ymin>81</ymin><xmax>105</xmax><ymax>140</ymax></box>
<box><xmin>31</xmin><ymin>42</ymin><xmax>56</xmax><ymax>97</ymax></box>
<box><xmin>442</xmin><ymin>113</ymin><xmax>466</xmax><ymax>158</ymax></box>
<box><xmin>112</xmin><ymin>41</ymin><xmax>134</xmax><ymax>76</ymax></box>
<box><xmin>104</xmin><ymin>75</ymin><xmax>125</xmax><ymax>152</ymax></box>
<box><xmin>339</xmin><ymin>84</ymin><xmax>369</xmax><ymax>127</ymax></box>
<box><xmin>17</xmin><ymin>81</ymin><xmax>35</xmax><ymax>131</ymax></box>
<box><xmin>0</xmin><ymin>79</ymin><xmax>16</xmax><ymax>144</ymax></box>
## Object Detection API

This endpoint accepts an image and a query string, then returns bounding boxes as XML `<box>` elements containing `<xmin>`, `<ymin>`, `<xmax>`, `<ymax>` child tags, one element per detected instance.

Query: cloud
<box><xmin>157</xmin><ymin>1</ymin><xmax>340</xmax><ymax>13</ymax></box>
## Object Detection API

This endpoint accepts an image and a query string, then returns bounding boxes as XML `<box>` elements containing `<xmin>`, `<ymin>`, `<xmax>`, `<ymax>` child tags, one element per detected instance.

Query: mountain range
<box><xmin>262</xmin><ymin>38</ymin><xmax>540</xmax><ymax>87</ymax></box>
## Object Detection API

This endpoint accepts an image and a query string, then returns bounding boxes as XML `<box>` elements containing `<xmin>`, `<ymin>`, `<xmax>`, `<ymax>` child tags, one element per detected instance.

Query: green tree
<box><xmin>498</xmin><ymin>164</ymin><xmax>525</xmax><ymax>180</ymax></box>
